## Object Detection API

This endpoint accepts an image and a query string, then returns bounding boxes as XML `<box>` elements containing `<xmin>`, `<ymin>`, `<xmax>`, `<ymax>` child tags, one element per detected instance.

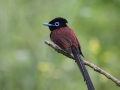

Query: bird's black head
<box><xmin>43</xmin><ymin>17</ymin><xmax>68</xmax><ymax>31</ymax></box>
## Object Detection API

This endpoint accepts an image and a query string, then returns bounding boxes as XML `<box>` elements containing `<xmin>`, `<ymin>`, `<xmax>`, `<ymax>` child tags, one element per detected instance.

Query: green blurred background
<box><xmin>0</xmin><ymin>0</ymin><xmax>120</xmax><ymax>90</ymax></box>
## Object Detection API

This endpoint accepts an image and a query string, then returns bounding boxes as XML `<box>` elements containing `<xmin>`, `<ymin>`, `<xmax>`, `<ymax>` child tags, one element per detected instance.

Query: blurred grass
<box><xmin>0</xmin><ymin>0</ymin><xmax>120</xmax><ymax>90</ymax></box>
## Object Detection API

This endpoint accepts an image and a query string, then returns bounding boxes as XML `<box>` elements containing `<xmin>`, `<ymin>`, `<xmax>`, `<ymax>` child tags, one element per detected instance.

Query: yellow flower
<box><xmin>37</xmin><ymin>62</ymin><xmax>50</xmax><ymax>72</ymax></box>
<box><xmin>89</xmin><ymin>38</ymin><xmax>101</xmax><ymax>54</ymax></box>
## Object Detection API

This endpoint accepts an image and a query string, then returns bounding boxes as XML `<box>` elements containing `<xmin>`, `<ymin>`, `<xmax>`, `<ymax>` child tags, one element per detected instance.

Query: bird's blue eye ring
<box><xmin>54</xmin><ymin>22</ymin><xmax>60</xmax><ymax>26</ymax></box>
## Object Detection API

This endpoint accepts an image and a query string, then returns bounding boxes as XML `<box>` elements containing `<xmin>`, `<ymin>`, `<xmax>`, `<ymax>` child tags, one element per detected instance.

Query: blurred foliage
<box><xmin>0</xmin><ymin>0</ymin><xmax>120</xmax><ymax>90</ymax></box>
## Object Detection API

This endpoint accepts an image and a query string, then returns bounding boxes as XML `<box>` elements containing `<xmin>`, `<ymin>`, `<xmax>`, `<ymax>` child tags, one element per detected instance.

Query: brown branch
<box><xmin>45</xmin><ymin>40</ymin><xmax>120</xmax><ymax>87</ymax></box>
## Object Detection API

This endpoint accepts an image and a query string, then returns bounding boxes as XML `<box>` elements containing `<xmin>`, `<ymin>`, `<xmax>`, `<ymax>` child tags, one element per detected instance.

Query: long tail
<box><xmin>72</xmin><ymin>47</ymin><xmax>95</xmax><ymax>90</ymax></box>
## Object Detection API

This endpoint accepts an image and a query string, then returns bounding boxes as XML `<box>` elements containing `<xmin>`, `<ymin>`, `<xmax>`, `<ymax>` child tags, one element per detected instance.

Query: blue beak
<box><xmin>43</xmin><ymin>23</ymin><xmax>53</xmax><ymax>26</ymax></box>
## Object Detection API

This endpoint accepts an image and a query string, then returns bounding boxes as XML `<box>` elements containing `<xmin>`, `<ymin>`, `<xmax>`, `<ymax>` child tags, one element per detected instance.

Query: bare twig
<box><xmin>45</xmin><ymin>40</ymin><xmax>120</xmax><ymax>86</ymax></box>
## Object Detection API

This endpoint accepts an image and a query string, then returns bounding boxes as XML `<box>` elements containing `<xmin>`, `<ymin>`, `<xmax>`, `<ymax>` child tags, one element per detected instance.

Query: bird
<box><xmin>43</xmin><ymin>17</ymin><xmax>95</xmax><ymax>90</ymax></box>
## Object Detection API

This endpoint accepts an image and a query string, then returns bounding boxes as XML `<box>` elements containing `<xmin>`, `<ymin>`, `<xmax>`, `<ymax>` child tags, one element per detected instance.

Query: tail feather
<box><xmin>72</xmin><ymin>47</ymin><xmax>95</xmax><ymax>90</ymax></box>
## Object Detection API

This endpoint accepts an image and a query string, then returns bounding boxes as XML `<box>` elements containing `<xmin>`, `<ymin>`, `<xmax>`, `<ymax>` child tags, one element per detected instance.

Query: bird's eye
<box><xmin>54</xmin><ymin>22</ymin><xmax>60</xmax><ymax>26</ymax></box>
